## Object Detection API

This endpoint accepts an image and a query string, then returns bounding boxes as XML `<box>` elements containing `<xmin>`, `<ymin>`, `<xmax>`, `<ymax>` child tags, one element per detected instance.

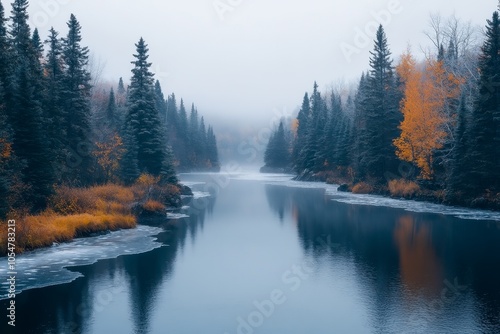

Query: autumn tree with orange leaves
<box><xmin>394</xmin><ymin>51</ymin><xmax>463</xmax><ymax>179</ymax></box>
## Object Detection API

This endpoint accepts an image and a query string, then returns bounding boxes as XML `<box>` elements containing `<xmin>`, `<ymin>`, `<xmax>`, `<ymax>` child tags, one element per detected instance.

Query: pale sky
<box><xmin>1</xmin><ymin>0</ymin><xmax>495</xmax><ymax>126</ymax></box>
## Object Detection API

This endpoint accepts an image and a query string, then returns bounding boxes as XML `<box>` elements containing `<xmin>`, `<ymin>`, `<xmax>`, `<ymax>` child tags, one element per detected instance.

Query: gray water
<box><xmin>2</xmin><ymin>173</ymin><xmax>500</xmax><ymax>334</ymax></box>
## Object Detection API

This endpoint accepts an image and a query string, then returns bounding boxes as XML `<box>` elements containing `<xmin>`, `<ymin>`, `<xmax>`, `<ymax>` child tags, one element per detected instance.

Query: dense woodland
<box><xmin>264</xmin><ymin>6</ymin><xmax>500</xmax><ymax>208</ymax></box>
<box><xmin>0</xmin><ymin>0</ymin><xmax>219</xmax><ymax>219</ymax></box>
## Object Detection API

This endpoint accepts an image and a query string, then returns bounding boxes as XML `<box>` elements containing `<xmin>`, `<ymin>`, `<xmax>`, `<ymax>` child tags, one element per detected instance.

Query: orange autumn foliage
<box><xmin>394</xmin><ymin>51</ymin><xmax>463</xmax><ymax>179</ymax></box>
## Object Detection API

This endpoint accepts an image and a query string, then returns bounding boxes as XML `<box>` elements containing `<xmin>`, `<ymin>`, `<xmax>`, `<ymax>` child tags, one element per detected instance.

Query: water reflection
<box><xmin>1</xmin><ymin>190</ymin><xmax>215</xmax><ymax>334</ymax></box>
<box><xmin>265</xmin><ymin>183</ymin><xmax>500</xmax><ymax>332</ymax></box>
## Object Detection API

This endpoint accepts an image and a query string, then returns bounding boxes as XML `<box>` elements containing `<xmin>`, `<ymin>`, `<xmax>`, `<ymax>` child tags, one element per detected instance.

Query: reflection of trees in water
<box><xmin>265</xmin><ymin>185</ymin><xmax>500</xmax><ymax>331</ymax></box>
<box><xmin>1</xmin><ymin>193</ymin><xmax>215</xmax><ymax>334</ymax></box>
<box><xmin>265</xmin><ymin>184</ymin><xmax>292</xmax><ymax>221</ymax></box>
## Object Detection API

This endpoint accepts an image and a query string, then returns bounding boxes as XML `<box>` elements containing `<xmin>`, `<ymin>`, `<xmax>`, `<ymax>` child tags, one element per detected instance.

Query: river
<box><xmin>2</xmin><ymin>173</ymin><xmax>500</xmax><ymax>334</ymax></box>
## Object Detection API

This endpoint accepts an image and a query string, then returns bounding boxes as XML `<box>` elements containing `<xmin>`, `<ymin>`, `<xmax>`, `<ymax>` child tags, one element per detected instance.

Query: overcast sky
<box><xmin>1</xmin><ymin>0</ymin><xmax>495</xmax><ymax>125</ymax></box>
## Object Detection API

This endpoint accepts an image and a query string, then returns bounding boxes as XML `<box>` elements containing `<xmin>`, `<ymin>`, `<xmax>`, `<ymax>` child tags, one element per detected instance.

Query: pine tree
<box><xmin>178</xmin><ymin>98</ymin><xmax>188</xmax><ymax>138</ymax></box>
<box><xmin>118</xmin><ymin>77</ymin><xmax>126</xmax><ymax>95</ymax></box>
<box><xmin>106</xmin><ymin>88</ymin><xmax>119</xmax><ymax>129</ymax></box>
<box><xmin>264</xmin><ymin>121</ymin><xmax>290</xmax><ymax>168</ymax></box>
<box><xmin>447</xmin><ymin>95</ymin><xmax>470</xmax><ymax>199</ymax></box>
<box><xmin>206</xmin><ymin>125</ymin><xmax>220</xmax><ymax>170</ymax></box>
<box><xmin>120</xmin><ymin>123</ymin><xmax>140</xmax><ymax>184</ymax></box>
<box><xmin>352</xmin><ymin>73</ymin><xmax>370</xmax><ymax>178</ymax></box>
<box><xmin>154</xmin><ymin>80</ymin><xmax>167</xmax><ymax>124</ymax></box>
<box><xmin>292</xmin><ymin>92</ymin><xmax>310</xmax><ymax>168</ymax></box>
<box><xmin>199</xmin><ymin>116</ymin><xmax>207</xmax><ymax>164</ymax></box>
<box><xmin>61</xmin><ymin>14</ymin><xmax>92</xmax><ymax>184</ymax></box>
<box><xmin>467</xmin><ymin>11</ymin><xmax>500</xmax><ymax>195</ymax></box>
<box><xmin>125</xmin><ymin>38</ymin><xmax>177</xmax><ymax>183</ymax></box>
<box><xmin>44</xmin><ymin>27</ymin><xmax>66</xmax><ymax>178</ymax></box>
<box><xmin>359</xmin><ymin>25</ymin><xmax>401</xmax><ymax>182</ymax></box>
<box><xmin>8</xmin><ymin>0</ymin><xmax>55</xmax><ymax>209</ymax></box>
<box><xmin>166</xmin><ymin>93</ymin><xmax>178</xmax><ymax>129</ymax></box>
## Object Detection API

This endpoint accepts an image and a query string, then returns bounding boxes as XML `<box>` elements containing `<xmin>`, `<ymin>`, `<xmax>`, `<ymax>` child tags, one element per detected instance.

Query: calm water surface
<box><xmin>2</xmin><ymin>173</ymin><xmax>500</xmax><ymax>334</ymax></box>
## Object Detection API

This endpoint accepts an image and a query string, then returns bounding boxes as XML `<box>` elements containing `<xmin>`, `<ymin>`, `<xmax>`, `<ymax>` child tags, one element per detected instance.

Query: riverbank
<box><xmin>0</xmin><ymin>174</ymin><xmax>191</xmax><ymax>255</ymax></box>
<box><xmin>294</xmin><ymin>170</ymin><xmax>500</xmax><ymax>211</ymax></box>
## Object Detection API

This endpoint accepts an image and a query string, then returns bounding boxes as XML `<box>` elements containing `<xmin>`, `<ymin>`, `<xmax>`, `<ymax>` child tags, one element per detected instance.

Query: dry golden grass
<box><xmin>0</xmin><ymin>213</ymin><xmax>136</xmax><ymax>253</ymax></box>
<box><xmin>0</xmin><ymin>175</ymin><xmax>181</xmax><ymax>255</ymax></box>
<box><xmin>388</xmin><ymin>179</ymin><xmax>421</xmax><ymax>198</ymax></box>
<box><xmin>142</xmin><ymin>200</ymin><xmax>166</xmax><ymax>213</ymax></box>
<box><xmin>352</xmin><ymin>182</ymin><xmax>374</xmax><ymax>194</ymax></box>
<box><xmin>0</xmin><ymin>184</ymin><xmax>139</xmax><ymax>254</ymax></box>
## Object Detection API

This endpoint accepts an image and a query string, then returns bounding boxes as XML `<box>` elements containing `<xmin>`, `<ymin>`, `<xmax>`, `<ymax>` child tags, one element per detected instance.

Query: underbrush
<box><xmin>0</xmin><ymin>175</ymin><xmax>180</xmax><ymax>255</ymax></box>
<box><xmin>388</xmin><ymin>179</ymin><xmax>421</xmax><ymax>198</ymax></box>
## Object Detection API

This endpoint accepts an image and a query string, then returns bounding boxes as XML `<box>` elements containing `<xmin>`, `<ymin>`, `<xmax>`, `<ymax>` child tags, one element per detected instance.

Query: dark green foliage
<box><xmin>61</xmin><ymin>14</ymin><xmax>93</xmax><ymax>185</ymax></box>
<box><xmin>6</xmin><ymin>0</ymin><xmax>55</xmax><ymax>210</ymax></box>
<box><xmin>154</xmin><ymin>80</ymin><xmax>167</xmax><ymax>125</ymax></box>
<box><xmin>356</xmin><ymin>25</ymin><xmax>401</xmax><ymax>182</ymax></box>
<box><xmin>467</xmin><ymin>11</ymin><xmax>500</xmax><ymax>195</ymax></box>
<box><xmin>264</xmin><ymin>121</ymin><xmax>290</xmax><ymax>168</ymax></box>
<box><xmin>125</xmin><ymin>38</ymin><xmax>173</xmax><ymax>179</ymax></box>
<box><xmin>448</xmin><ymin>95</ymin><xmax>470</xmax><ymax>199</ymax></box>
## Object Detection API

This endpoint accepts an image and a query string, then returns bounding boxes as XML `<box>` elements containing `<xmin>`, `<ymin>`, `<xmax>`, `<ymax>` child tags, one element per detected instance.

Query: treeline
<box><xmin>0</xmin><ymin>0</ymin><xmax>219</xmax><ymax>218</ymax></box>
<box><xmin>265</xmin><ymin>7</ymin><xmax>500</xmax><ymax>208</ymax></box>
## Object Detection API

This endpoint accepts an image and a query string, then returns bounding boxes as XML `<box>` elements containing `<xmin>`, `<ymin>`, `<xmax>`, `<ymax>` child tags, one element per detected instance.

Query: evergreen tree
<box><xmin>199</xmin><ymin>116</ymin><xmax>207</xmax><ymax>163</ymax></box>
<box><xmin>44</xmin><ymin>27</ymin><xmax>66</xmax><ymax>178</ymax></box>
<box><xmin>178</xmin><ymin>98</ymin><xmax>188</xmax><ymax>138</ymax></box>
<box><xmin>125</xmin><ymin>37</ymin><xmax>176</xmax><ymax>182</ymax></box>
<box><xmin>61</xmin><ymin>14</ymin><xmax>92</xmax><ymax>184</ymax></box>
<box><xmin>352</xmin><ymin>73</ymin><xmax>370</xmax><ymax>177</ymax></box>
<box><xmin>358</xmin><ymin>25</ymin><xmax>401</xmax><ymax>182</ymax></box>
<box><xmin>264</xmin><ymin>121</ymin><xmax>290</xmax><ymax>168</ymax></box>
<box><xmin>8</xmin><ymin>0</ymin><xmax>54</xmax><ymax>209</ymax></box>
<box><xmin>292</xmin><ymin>92</ymin><xmax>310</xmax><ymax>168</ymax></box>
<box><xmin>154</xmin><ymin>80</ymin><xmax>167</xmax><ymax>124</ymax></box>
<box><xmin>106</xmin><ymin>88</ymin><xmax>119</xmax><ymax>129</ymax></box>
<box><xmin>120</xmin><ymin>122</ymin><xmax>140</xmax><ymax>184</ymax></box>
<box><xmin>166</xmin><ymin>93</ymin><xmax>178</xmax><ymax>128</ymax></box>
<box><xmin>467</xmin><ymin>11</ymin><xmax>500</xmax><ymax>195</ymax></box>
<box><xmin>118</xmin><ymin>77</ymin><xmax>126</xmax><ymax>95</ymax></box>
<box><xmin>206</xmin><ymin>125</ymin><xmax>220</xmax><ymax>169</ymax></box>
<box><xmin>448</xmin><ymin>95</ymin><xmax>470</xmax><ymax>199</ymax></box>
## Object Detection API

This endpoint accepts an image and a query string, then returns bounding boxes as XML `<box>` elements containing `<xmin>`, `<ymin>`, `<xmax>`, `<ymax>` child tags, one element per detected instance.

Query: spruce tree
<box><xmin>61</xmin><ymin>14</ymin><xmax>92</xmax><ymax>184</ymax></box>
<box><xmin>8</xmin><ymin>0</ymin><xmax>54</xmax><ymax>209</ymax></box>
<box><xmin>292</xmin><ymin>92</ymin><xmax>310</xmax><ymax>169</ymax></box>
<box><xmin>125</xmin><ymin>38</ymin><xmax>177</xmax><ymax>182</ymax></box>
<box><xmin>467</xmin><ymin>11</ymin><xmax>500</xmax><ymax>195</ymax></box>
<box><xmin>106</xmin><ymin>88</ymin><xmax>120</xmax><ymax>130</ymax></box>
<box><xmin>166</xmin><ymin>93</ymin><xmax>178</xmax><ymax>129</ymax></box>
<box><xmin>44</xmin><ymin>27</ymin><xmax>66</xmax><ymax>178</ymax></box>
<box><xmin>359</xmin><ymin>25</ymin><xmax>401</xmax><ymax>182</ymax></box>
<box><xmin>178</xmin><ymin>98</ymin><xmax>188</xmax><ymax>139</ymax></box>
<box><xmin>154</xmin><ymin>80</ymin><xmax>167</xmax><ymax>124</ymax></box>
<box><xmin>264</xmin><ymin>121</ymin><xmax>290</xmax><ymax>168</ymax></box>
<box><xmin>206</xmin><ymin>126</ymin><xmax>220</xmax><ymax>170</ymax></box>
<box><xmin>448</xmin><ymin>95</ymin><xmax>470</xmax><ymax>199</ymax></box>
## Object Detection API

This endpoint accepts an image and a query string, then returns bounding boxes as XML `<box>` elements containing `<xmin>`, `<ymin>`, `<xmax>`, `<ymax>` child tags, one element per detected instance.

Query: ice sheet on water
<box><xmin>262</xmin><ymin>177</ymin><xmax>500</xmax><ymax>221</ymax></box>
<box><xmin>229</xmin><ymin>172</ymin><xmax>295</xmax><ymax>182</ymax></box>
<box><xmin>0</xmin><ymin>225</ymin><xmax>163</xmax><ymax>300</ymax></box>
<box><xmin>167</xmin><ymin>213</ymin><xmax>190</xmax><ymax>219</ymax></box>
<box><xmin>325</xmin><ymin>188</ymin><xmax>500</xmax><ymax>221</ymax></box>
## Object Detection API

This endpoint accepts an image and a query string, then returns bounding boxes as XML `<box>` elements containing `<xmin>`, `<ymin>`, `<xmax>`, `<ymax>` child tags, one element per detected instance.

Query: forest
<box><xmin>0</xmin><ymin>0</ymin><xmax>220</xmax><ymax>221</ymax></box>
<box><xmin>264</xmin><ymin>6</ymin><xmax>500</xmax><ymax>209</ymax></box>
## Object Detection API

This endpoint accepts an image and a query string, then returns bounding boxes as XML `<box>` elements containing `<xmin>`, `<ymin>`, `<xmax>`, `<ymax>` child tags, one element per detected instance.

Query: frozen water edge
<box><xmin>260</xmin><ymin>175</ymin><xmax>500</xmax><ymax>222</ymax></box>
<box><xmin>327</xmin><ymin>189</ymin><xmax>500</xmax><ymax>221</ymax></box>
<box><xmin>0</xmin><ymin>225</ymin><xmax>164</xmax><ymax>300</ymax></box>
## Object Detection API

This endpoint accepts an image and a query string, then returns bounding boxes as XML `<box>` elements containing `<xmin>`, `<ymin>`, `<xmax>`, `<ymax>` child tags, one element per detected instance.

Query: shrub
<box><xmin>388</xmin><ymin>179</ymin><xmax>420</xmax><ymax>198</ymax></box>
<box><xmin>352</xmin><ymin>182</ymin><xmax>374</xmax><ymax>194</ymax></box>
<box><xmin>142</xmin><ymin>200</ymin><xmax>166</xmax><ymax>213</ymax></box>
